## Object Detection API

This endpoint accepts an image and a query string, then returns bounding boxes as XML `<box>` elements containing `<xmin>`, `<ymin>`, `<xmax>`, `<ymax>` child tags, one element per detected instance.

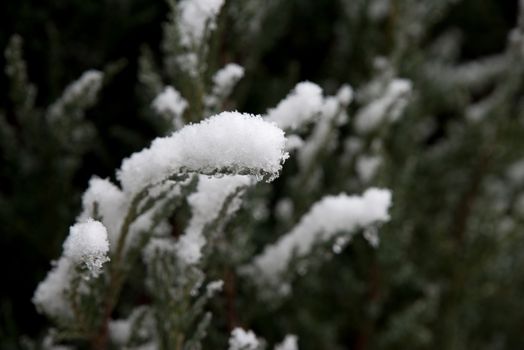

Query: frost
<box><xmin>117</xmin><ymin>112</ymin><xmax>288</xmax><ymax>194</ymax></box>
<box><xmin>176</xmin><ymin>175</ymin><xmax>253</xmax><ymax>264</ymax></box>
<box><xmin>251</xmin><ymin>188</ymin><xmax>392</xmax><ymax>283</ymax></box>
<box><xmin>78</xmin><ymin>177</ymin><xmax>127</xmax><ymax>247</ymax></box>
<box><xmin>266</xmin><ymin>82</ymin><xmax>324</xmax><ymax>130</ymax></box>
<box><xmin>32</xmin><ymin>257</ymin><xmax>73</xmax><ymax>320</ymax></box>
<box><xmin>63</xmin><ymin>219</ymin><xmax>110</xmax><ymax>278</ymax></box>
<box><xmin>354</xmin><ymin>78</ymin><xmax>412</xmax><ymax>133</ymax></box>
<box><xmin>152</xmin><ymin>86</ymin><xmax>188</xmax><ymax>129</ymax></box>
<box><xmin>228</xmin><ymin>328</ymin><xmax>260</xmax><ymax>350</ymax></box>
<box><xmin>177</xmin><ymin>0</ymin><xmax>225</xmax><ymax>47</ymax></box>
<box><xmin>275</xmin><ymin>335</ymin><xmax>298</xmax><ymax>350</ymax></box>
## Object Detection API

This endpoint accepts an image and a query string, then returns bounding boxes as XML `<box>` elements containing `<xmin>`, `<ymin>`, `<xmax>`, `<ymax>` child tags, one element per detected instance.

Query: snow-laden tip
<box><xmin>354</xmin><ymin>78</ymin><xmax>412</xmax><ymax>133</ymax></box>
<box><xmin>152</xmin><ymin>86</ymin><xmax>188</xmax><ymax>128</ymax></box>
<box><xmin>78</xmin><ymin>177</ymin><xmax>127</xmax><ymax>247</ymax></box>
<box><xmin>228</xmin><ymin>328</ymin><xmax>260</xmax><ymax>350</ymax></box>
<box><xmin>275</xmin><ymin>335</ymin><xmax>299</xmax><ymax>350</ymax></box>
<box><xmin>177</xmin><ymin>0</ymin><xmax>225</xmax><ymax>47</ymax></box>
<box><xmin>117</xmin><ymin>111</ymin><xmax>288</xmax><ymax>193</ymax></box>
<box><xmin>250</xmin><ymin>188</ymin><xmax>392</xmax><ymax>284</ymax></box>
<box><xmin>63</xmin><ymin>219</ymin><xmax>110</xmax><ymax>278</ymax></box>
<box><xmin>266</xmin><ymin>81</ymin><xmax>323</xmax><ymax>131</ymax></box>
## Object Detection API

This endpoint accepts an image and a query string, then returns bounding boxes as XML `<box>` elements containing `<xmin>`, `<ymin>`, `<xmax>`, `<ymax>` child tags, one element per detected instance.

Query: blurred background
<box><xmin>0</xmin><ymin>0</ymin><xmax>520</xmax><ymax>349</ymax></box>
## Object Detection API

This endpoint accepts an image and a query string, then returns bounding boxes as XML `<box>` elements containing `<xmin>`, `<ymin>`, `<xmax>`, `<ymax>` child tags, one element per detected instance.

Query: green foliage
<box><xmin>2</xmin><ymin>0</ymin><xmax>524</xmax><ymax>349</ymax></box>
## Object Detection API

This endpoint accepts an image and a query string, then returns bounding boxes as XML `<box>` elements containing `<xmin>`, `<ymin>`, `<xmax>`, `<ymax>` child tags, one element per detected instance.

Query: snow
<box><xmin>229</xmin><ymin>328</ymin><xmax>260</xmax><ymax>350</ymax></box>
<box><xmin>251</xmin><ymin>188</ymin><xmax>392</xmax><ymax>283</ymax></box>
<box><xmin>177</xmin><ymin>0</ymin><xmax>225</xmax><ymax>47</ymax></box>
<box><xmin>266</xmin><ymin>81</ymin><xmax>324</xmax><ymax>130</ymax></box>
<box><xmin>336</xmin><ymin>84</ymin><xmax>354</xmax><ymax>106</ymax></box>
<box><xmin>356</xmin><ymin>155</ymin><xmax>382</xmax><ymax>182</ymax></box>
<box><xmin>63</xmin><ymin>219</ymin><xmax>110</xmax><ymax>278</ymax></box>
<box><xmin>78</xmin><ymin>177</ymin><xmax>127</xmax><ymax>247</ymax></box>
<box><xmin>507</xmin><ymin>159</ymin><xmax>524</xmax><ymax>184</ymax></box>
<box><xmin>176</xmin><ymin>175</ymin><xmax>253</xmax><ymax>264</ymax></box>
<box><xmin>176</xmin><ymin>52</ymin><xmax>199</xmax><ymax>77</ymax></box>
<box><xmin>297</xmin><ymin>85</ymin><xmax>352</xmax><ymax>170</ymax></box>
<box><xmin>206</xmin><ymin>279</ymin><xmax>224</xmax><ymax>296</ymax></box>
<box><xmin>47</xmin><ymin>70</ymin><xmax>103</xmax><ymax>120</ymax></box>
<box><xmin>205</xmin><ymin>63</ymin><xmax>245</xmax><ymax>109</ymax></box>
<box><xmin>33</xmin><ymin>219</ymin><xmax>110</xmax><ymax>319</ymax></box>
<box><xmin>117</xmin><ymin>112</ymin><xmax>288</xmax><ymax>194</ymax></box>
<box><xmin>32</xmin><ymin>257</ymin><xmax>73</xmax><ymax>320</ymax></box>
<box><xmin>285</xmin><ymin>135</ymin><xmax>304</xmax><ymax>152</ymax></box>
<box><xmin>152</xmin><ymin>86</ymin><xmax>188</xmax><ymax>129</ymax></box>
<box><xmin>212</xmin><ymin>64</ymin><xmax>244</xmax><ymax>94</ymax></box>
<box><xmin>143</xmin><ymin>237</ymin><xmax>177</xmax><ymax>264</ymax></box>
<box><xmin>275</xmin><ymin>198</ymin><xmax>294</xmax><ymax>222</ymax></box>
<box><xmin>275</xmin><ymin>335</ymin><xmax>298</xmax><ymax>350</ymax></box>
<box><xmin>354</xmin><ymin>78</ymin><xmax>412</xmax><ymax>133</ymax></box>
<box><xmin>109</xmin><ymin>319</ymin><xmax>131</xmax><ymax>346</ymax></box>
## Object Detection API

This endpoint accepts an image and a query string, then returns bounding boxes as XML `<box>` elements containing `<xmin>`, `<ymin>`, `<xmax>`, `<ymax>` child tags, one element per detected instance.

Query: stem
<box><xmin>224</xmin><ymin>268</ymin><xmax>238</xmax><ymax>330</ymax></box>
<box><xmin>451</xmin><ymin>147</ymin><xmax>492</xmax><ymax>245</ymax></box>
<box><xmin>90</xmin><ymin>189</ymin><xmax>149</xmax><ymax>349</ymax></box>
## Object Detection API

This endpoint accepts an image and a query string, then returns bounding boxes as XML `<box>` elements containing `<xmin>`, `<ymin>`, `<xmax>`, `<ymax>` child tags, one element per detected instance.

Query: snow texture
<box><xmin>205</xmin><ymin>63</ymin><xmax>245</xmax><ymax>108</ymax></box>
<box><xmin>32</xmin><ymin>257</ymin><xmax>73</xmax><ymax>320</ymax></box>
<box><xmin>78</xmin><ymin>177</ymin><xmax>127</xmax><ymax>248</ymax></box>
<box><xmin>47</xmin><ymin>70</ymin><xmax>103</xmax><ymax>120</ymax></box>
<box><xmin>275</xmin><ymin>335</ymin><xmax>299</xmax><ymax>350</ymax></box>
<box><xmin>228</xmin><ymin>328</ymin><xmax>260</xmax><ymax>350</ymax></box>
<box><xmin>354</xmin><ymin>78</ymin><xmax>412</xmax><ymax>133</ymax></box>
<box><xmin>63</xmin><ymin>219</ymin><xmax>110</xmax><ymax>278</ymax></box>
<box><xmin>266</xmin><ymin>81</ymin><xmax>324</xmax><ymax>131</ymax></box>
<box><xmin>33</xmin><ymin>219</ymin><xmax>110</xmax><ymax>319</ymax></box>
<box><xmin>213</xmin><ymin>63</ymin><xmax>244</xmax><ymax>88</ymax></box>
<box><xmin>356</xmin><ymin>155</ymin><xmax>382</xmax><ymax>182</ymax></box>
<box><xmin>152</xmin><ymin>86</ymin><xmax>188</xmax><ymax>128</ymax></box>
<box><xmin>251</xmin><ymin>188</ymin><xmax>392</xmax><ymax>283</ymax></box>
<box><xmin>285</xmin><ymin>135</ymin><xmax>304</xmax><ymax>152</ymax></box>
<box><xmin>337</xmin><ymin>84</ymin><xmax>354</xmax><ymax>106</ymax></box>
<box><xmin>176</xmin><ymin>175</ymin><xmax>253</xmax><ymax>264</ymax></box>
<box><xmin>117</xmin><ymin>112</ymin><xmax>288</xmax><ymax>194</ymax></box>
<box><xmin>177</xmin><ymin>0</ymin><xmax>225</xmax><ymax>47</ymax></box>
<box><xmin>206</xmin><ymin>279</ymin><xmax>224</xmax><ymax>296</ymax></box>
<box><xmin>297</xmin><ymin>85</ymin><xmax>352</xmax><ymax>170</ymax></box>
